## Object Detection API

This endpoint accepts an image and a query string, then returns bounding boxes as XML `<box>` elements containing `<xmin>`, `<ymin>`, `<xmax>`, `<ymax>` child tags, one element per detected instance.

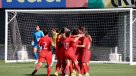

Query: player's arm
<box><xmin>50</xmin><ymin>38</ymin><xmax>55</xmax><ymax>48</ymax></box>
<box><xmin>76</xmin><ymin>37</ymin><xmax>86</xmax><ymax>48</ymax></box>
<box><xmin>88</xmin><ymin>35</ymin><xmax>92</xmax><ymax>47</ymax></box>
<box><xmin>72</xmin><ymin>34</ymin><xmax>83</xmax><ymax>42</ymax></box>
<box><xmin>38</xmin><ymin>39</ymin><xmax>42</xmax><ymax>51</ymax></box>
<box><xmin>41</xmin><ymin>31</ymin><xmax>45</xmax><ymax>37</ymax></box>
<box><xmin>31</xmin><ymin>34</ymin><xmax>35</xmax><ymax>46</ymax></box>
<box><xmin>76</xmin><ymin>45</ymin><xmax>85</xmax><ymax>48</ymax></box>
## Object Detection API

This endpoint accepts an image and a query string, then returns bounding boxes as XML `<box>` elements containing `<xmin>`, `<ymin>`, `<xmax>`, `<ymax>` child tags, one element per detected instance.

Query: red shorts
<box><xmin>38</xmin><ymin>51</ymin><xmax>52</xmax><ymax>65</ymax></box>
<box><xmin>82</xmin><ymin>50</ymin><xmax>91</xmax><ymax>63</ymax></box>
<box><xmin>65</xmin><ymin>48</ymin><xmax>76</xmax><ymax>62</ymax></box>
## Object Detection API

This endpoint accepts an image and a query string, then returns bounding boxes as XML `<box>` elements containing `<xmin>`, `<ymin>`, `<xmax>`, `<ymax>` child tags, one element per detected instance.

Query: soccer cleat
<box><xmin>71</xmin><ymin>73</ymin><xmax>76</xmax><ymax>76</ymax></box>
<box><xmin>35</xmin><ymin>60</ymin><xmax>38</xmax><ymax>64</ymax></box>
<box><xmin>73</xmin><ymin>70</ymin><xmax>77</xmax><ymax>75</ymax></box>
<box><xmin>54</xmin><ymin>72</ymin><xmax>58</xmax><ymax>76</ymax></box>
<box><xmin>84</xmin><ymin>73</ymin><xmax>89</xmax><ymax>76</ymax></box>
<box><xmin>31</xmin><ymin>70</ymin><xmax>37</xmax><ymax>76</ymax></box>
<box><xmin>78</xmin><ymin>74</ymin><xmax>82</xmax><ymax>76</ymax></box>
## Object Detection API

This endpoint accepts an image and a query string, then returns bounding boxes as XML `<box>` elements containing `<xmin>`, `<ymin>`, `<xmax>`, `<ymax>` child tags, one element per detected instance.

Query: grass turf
<box><xmin>0</xmin><ymin>60</ymin><xmax>136</xmax><ymax>76</ymax></box>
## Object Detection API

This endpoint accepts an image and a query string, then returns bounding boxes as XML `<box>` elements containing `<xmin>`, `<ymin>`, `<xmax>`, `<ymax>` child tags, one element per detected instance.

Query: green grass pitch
<box><xmin>0</xmin><ymin>60</ymin><xmax>136</xmax><ymax>76</ymax></box>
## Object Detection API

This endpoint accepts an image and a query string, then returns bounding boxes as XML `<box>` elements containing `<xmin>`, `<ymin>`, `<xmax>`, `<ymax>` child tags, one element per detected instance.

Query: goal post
<box><xmin>5</xmin><ymin>8</ymin><xmax>135</xmax><ymax>65</ymax></box>
<box><xmin>131</xmin><ymin>9</ymin><xmax>136</xmax><ymax>65</ymax></box>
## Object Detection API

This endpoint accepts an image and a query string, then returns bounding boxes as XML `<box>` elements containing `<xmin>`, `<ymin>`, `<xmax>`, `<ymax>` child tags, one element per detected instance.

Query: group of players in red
<box><xmin>31</xmin><ymin>26</ymin><xmax>92</xmax><ymax>76</ymax></box>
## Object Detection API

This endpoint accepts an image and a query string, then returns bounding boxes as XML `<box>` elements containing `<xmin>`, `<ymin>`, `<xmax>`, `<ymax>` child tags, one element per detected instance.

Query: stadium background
<box><xmin>0</xmin><ymin>0</ymin><xmax>135</xmax><ymax>8</ymax></box>
<box><xmin>0</xmin><ymin>9</ymin><xmax>5</xmax><ymax>59</ymax></box>
<box><xmin>0</xmin><ymin>0</ymin><xmax>136</xmax><ymax>61</ymax></box>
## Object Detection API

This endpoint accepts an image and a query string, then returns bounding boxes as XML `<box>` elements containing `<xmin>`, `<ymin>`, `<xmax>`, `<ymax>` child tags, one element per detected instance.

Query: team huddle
<box><xmin>31</xmin><ymin>25</ymin><xmax>92</xmax><ymax>76</ymax></box>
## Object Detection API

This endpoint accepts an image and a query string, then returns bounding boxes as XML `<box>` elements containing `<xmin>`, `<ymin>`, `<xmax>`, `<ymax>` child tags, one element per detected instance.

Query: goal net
<box><xmin>132</xmin><ymin>9</ymin><xmax>136</xmax><ymax>65</ymax></box>
<box><xmin>5</xmin><ymin>9</ymin><xmax>134</xmax><ymax>64</ymax></box>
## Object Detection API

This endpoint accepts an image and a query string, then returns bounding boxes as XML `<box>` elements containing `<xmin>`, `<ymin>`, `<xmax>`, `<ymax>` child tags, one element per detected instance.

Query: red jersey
<box><xmin>63</xmin><ymin>37</ymin><xmax>77</xmax><ymax>61</ymax></box>
<box><xmin>63</xmin><ymin>37</ymin><xmax>72</xmax><ymax>51</ymax></box>
<box><xmin>83</xmin><ymin>37</ymin><xmax>91</xmax><ymax>51</ymax></box>
<box><xmin>70</xmin><ymin>36</ymin><xmax>80</xmax><ymax>53</ymax></box>
<box><xmin>56</xmin><ymin>35</ymin><xmax>64</xmax><ymax>61</ymax></box>
<box><xmin>38</xmin><ymin>36</ymin><xmax>53</xmax><ymax>52</ymax></box>
<box><xmin>38</xmin><ymin>36</ymin><xmax>53</xmax><ymax>64</ymax></box>
<box><xmin>81</xmin><ymin>37</ymin><xmax>91</xmax><ymax>63</ymax></box>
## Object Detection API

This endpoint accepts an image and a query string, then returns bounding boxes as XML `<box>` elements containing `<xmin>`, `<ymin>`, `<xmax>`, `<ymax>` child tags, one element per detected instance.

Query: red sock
<box><xmin>74</xmin><ymin>64</ymin><xmax>81</xmax><ymax>74</ymax></box>
<box><xmin>55</xmin><ymin>62</ymin><xmax>61</xmax><ymax>72</ymax></box>
<box><xmin>47</xmin><ymin>66</ymin><xmax>51</xmax><ymax>76</ymax></box>
<box><xmin>36</xmin><ymin>63</ymin><xmax>41</xmax><ymax>70</ymax></box>
<box><xmin>83</xmin><ymin>63</ymin><xmax>88</xmax><ymax>74</ymax></box>
<box><xmin>65</xmin><ymin>64</ymin><xmax>69</xmax><ymax>75</ymax></box>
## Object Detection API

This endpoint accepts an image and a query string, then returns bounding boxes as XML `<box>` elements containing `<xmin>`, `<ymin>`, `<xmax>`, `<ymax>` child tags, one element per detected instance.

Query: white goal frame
<box><xmin>131</xmin><ymin>9</ymin><xmax>136</xmax><ymax>65</ymax></box>
<box><xmin>5</xmin><ymin>8</ymin><xmax>134</xmax><ymax>65</ymax></box>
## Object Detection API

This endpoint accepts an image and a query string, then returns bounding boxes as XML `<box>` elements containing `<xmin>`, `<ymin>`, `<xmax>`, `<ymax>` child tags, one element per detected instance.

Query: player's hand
<box><xmin>31</xmin><ymin>41</ymin><xmax>34</xmax><ymax>46</ymax></box>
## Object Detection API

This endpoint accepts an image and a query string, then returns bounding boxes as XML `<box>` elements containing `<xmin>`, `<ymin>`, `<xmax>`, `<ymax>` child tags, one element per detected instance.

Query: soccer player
<box><xmin>51</xmin><ymin>28</ymin><xmax>59</xmax><ymax>66</ymax></box>
<box><xmin>51</xmin><ymin>27</ymin><xmax>58</xmax><ymax>47</ymax></box>
<box><xmin>71</xmin><ymin>29</ymin><xmax>81</xmax><ymax>75</ymax></box>
<box><xmin>32</xmin><ymin>25</ymin><xmax>44</xmax><ymax>64</ymax></box>
<box><xmin>31</xmin><ymin>29</ymin><xmax>54</xmax><ymax>76</ymax></box>
<box><xmin>54</xmin><ymin>31</ymin><xmax>63</xmax><ymax>76</ymax></box>
<box><xmin>77</xmin><ymin>30</ymin><xmax>92</xmax><ymax>76</ymax></box>
<box><xmin>63</xmin><ymin>31</ymin><xmax>82</xmax><ymax>76</ymax></box>
<box><xmin>76</xmin><ymin>26</ymin><xmax>86</xmax><ymax>74</ymax></box>
<box><xmin>55</xmin><ymin>27</ymin><xmax>70</xmax><ymax>76</ymax></box>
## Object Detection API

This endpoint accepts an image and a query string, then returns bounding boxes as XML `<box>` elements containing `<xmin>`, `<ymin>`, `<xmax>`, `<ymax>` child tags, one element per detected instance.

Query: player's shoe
<box><xmin>71</xmin><ymin>73</ymin><xmax>76</xmax><ymax>76</ymax></box>
<box><xmin>84</xmin><ymin>73</ymin><xmax>89</xmax><ymax>76</ymax></box>
<box><xmin>78</xmin><ymin>74</ymin><xmax>82</xmax><ymax>76</ymax></box>
<box><xmin>35</xmin><ymin>60</ymin><xmax>38</xmax><ymax>64</ymax></box>
<box><xmin>31</xmin><ymin>70</ymin><xmax>37</xmax><ymax>76</ymax></box>
<box><xmin>54</xmin><ymin>72</ymin><xmax>58</xmax><ymax>76</ymax></box>
<box><xmin>73</xmin><ymin>70</ymin><xmax>77</xmax><ymax>75</ymax></box>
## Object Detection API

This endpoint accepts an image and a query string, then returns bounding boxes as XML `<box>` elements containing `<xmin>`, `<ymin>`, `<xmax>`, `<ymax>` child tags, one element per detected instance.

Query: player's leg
<box><xmin>47</xmin><ymin>64</ymin><xmax>51</xmax><ymax>76</ymax></box>
<box><xmin>73</xmin><ymin>60</ymin><xmax>82</xmax><ymax>76</ymax></box>
<box><xmin>87</xmin><ymin>51</ymin><xmax>91</xmax><ymax>73</ymax></box>
<box><xmin>51</xmin><ymin>54</ymin><xmax>56</xmax><ymax>66</ymax></box>
<box><xmin>61</xmin><ymin>61</ymin><xmax>66</xmax><ymax>76</ymax></box>
<box><xmin>55</xmin><ymin>61</ymin><xmax>61</xmax><ymax>76</ymax></box>
<box><xmin>33</xmin><ymin>44</ymin><xmax>39</xmax><ymax>64</ymax></box>
<box><xmin>82</xmin><ymin>63</ymin><xmax>88</xmax><ymax>75</ymax></box>
<box><xmin>82</xmin><ymin>51</ymin><xmax>90</xmax><ymax>76</ymax></box>
<box><xmin>33</xmin><ymin>48</ymin><xmax>38</xmax><ymax>59</ymax></box>
<box><xmin>87</xmin><ymin>62</ymin><xmax>90</xmax><ymax>73</ymax></box>
<box><xmin>46</xmin><ymin>53</ymin><xmax>52</xmax><ymax>76</ymax></box>
<box><xmin>65</xmin><ymin>59</ymin><xmax>70</xmax><ymax>76</ymax></box>
<box><xmin>69</xmin><ymin>60</ymin><xmax>74</xmax><ymax>75</ymax></box>
<box><xmin>70</xmin><ymin>56</ymin><xmax>82</xmax><ymax>76</ymax></box>
<box><xmin>31</xmin><ymin>62</ymin><xmax>43</xmax><ymax>76</ymax></box>
<box><xmin>51</xmin><ymin>47</ymin><xmax>56</xmax><ymax>66</ymax></box>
